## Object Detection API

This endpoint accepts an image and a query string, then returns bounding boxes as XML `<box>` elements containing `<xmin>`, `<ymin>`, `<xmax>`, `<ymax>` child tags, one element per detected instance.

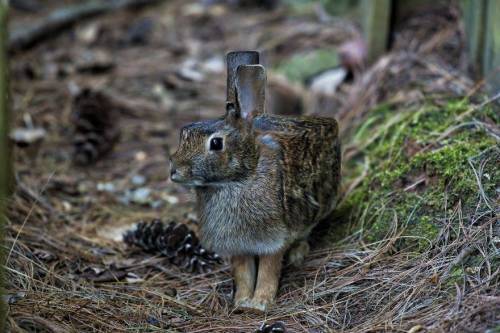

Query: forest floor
<box><xmin>5</xmin><ymin>0</ymin><xmax>499</xmax><ymax>332</ymax></box>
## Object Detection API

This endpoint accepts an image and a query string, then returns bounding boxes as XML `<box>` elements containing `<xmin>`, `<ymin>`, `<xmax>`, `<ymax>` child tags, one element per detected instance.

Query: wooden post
<box><xmin>461</xmin><ymin>0</ymin><xmax>487</xmax><ymax>75</ymax></box>
<box><xmin>360</xmin><ymin>0</ymin><xmax>392</xmax><ymax>63</ymax></box>
<box><xmin>0</xmin><ymin>0</ymin><xmax>8</xmax><ymax>329</ymax></box>
<box><xmin>483</xmin><ymin>0</ymin><xmax>500</xmax><ymax>94</ymax></box>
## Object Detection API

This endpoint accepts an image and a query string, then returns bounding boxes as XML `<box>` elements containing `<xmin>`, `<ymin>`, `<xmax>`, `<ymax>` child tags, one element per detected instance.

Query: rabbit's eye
<box><xmin>209</xmin><ymin>137</ymin><xmax>223</xmax><ymax>151</ymax></box>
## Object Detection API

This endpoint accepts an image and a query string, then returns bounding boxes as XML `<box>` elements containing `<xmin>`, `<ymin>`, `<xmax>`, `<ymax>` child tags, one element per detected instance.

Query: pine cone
<box><xmin>124</xmin><ymin>219</ymin><xmax>223</xmax><ymax>273</ymax></box>
<box><xmin>255</xmin><ymin>321</ymin><xmax>287</xmax><ymax>333</ymax></box>
<box><xmin>71</xmin><ymin>88</ymin><xmax>120</xmax><ymax>165</ymax></box>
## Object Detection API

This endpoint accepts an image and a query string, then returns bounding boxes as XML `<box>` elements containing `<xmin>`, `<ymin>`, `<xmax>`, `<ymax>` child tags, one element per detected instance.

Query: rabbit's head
<box><xmin>170</xmin><ymin>60</ymin><xmax>266</xmax><ymax>186</ymax></box>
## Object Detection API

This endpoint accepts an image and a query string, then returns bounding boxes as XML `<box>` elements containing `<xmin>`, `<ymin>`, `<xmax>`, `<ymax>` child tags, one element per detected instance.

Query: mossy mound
<box><xmin>331</xmin><ymin>98</ymin><xmax>499</xmax><ymax>253</ymax></box>
<box><xmin>274</xmin><ymin>48</ymin><xmax>340</xmax><ymax>83</ymax></box>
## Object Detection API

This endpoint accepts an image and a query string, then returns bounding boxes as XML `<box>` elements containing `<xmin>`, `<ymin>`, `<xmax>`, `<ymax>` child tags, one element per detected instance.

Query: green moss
<box><xmin>407</xmin><ymin>215</ymin><xmax>439</xmax><ymax>251</ymax></box>
<box><xmin>275</xmin><ymin>49</ymin><xmax>339</xmax><ymax>83</ymax></box>
<box><xmin>282</xmin><ymin>0</ymin><xmax>317</xmax><ymax>15</ymax></box>
<box><xmin>334</xmin><ymin>97</ymin><xmax>498</xmax><ymax>251</ymax></box>
<box><xmin>413</xmin><ymin>139</ymin><xmax>494</xmax><ymax>178</ymax></box>
<box><xmin>283</xmin><ymin>0</ymin><xmax>361</xmax><ymax>19</ymax></box>
<box><xmin>446</xmin><ymin>267</ymin><xmax>465</xmax><ymax>287</ymax></box>
<box><xmin>487</xmin><ymin>326</ymin><xmax>500</xmax><ymax>333</ymax></box>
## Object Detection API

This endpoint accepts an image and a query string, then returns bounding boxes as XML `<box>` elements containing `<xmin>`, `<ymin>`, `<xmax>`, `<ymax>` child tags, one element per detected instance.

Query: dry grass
<box><xmin>5</xmin><ymin>170</ymin><xmax>499</xmax><ymax>332</ymax></box>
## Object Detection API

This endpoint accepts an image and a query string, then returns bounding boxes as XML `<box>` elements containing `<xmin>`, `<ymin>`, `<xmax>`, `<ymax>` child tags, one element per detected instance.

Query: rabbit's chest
<box><xmin>196</xmin><ymin>184</ymin><xmax>287</xmax><ymax>256</ymax></box>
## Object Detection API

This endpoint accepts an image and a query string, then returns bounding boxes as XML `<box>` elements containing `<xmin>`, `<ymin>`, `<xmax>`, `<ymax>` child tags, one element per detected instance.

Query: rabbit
<box><xmin>170</xmin><ymin>51</ymin><xmax>341</xmax><ymax>312</ymax></box>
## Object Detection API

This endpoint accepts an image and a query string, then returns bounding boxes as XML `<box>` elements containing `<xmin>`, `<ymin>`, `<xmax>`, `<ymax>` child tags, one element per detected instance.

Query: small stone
<box><xmin>135</xmin><ymin>151</ymin><xmax>147</xmax><ymax>161</ymax></box>
<box><xmin>62</xmin><ymin>201</ymin><xmax>72</xmax><ymax>212</ymax></box>
<box><xmin>309</xmin><ymin>67</ymin><xmax>348</xmax><ymax>96</ymax></box>
<box><xmin>131</xmin><ymin>187</ymin><xmax>151</xmax><ymax>204</ymax></box>
<box><xmin>162</xmin><ymin>193</ymin><xmax>179</xmax><ymax>205</ymax></box>
<box><xmin>10</xmin><ymin>127</ymin><xmax>46</xmax><ymax>146</ymax></box>
<box><xmin>201</xmin><ymin>56</ymin><xmax>225</xmax><ymax>73</ymax></box>
<box><xmin>131</xmin><ymin>174</ymin><xmax>146</xmax><ymax>186</ymax></box>
<box><xmin>97</xmin><ymin>182</ymin><xmax>116</xmax><ymax>192</ymax></box>
<box><xmin>177</xmin><ymin>66</ymin><xmax>204</xmax><ymax>82</ymax></box>
<box><xmin>3</xmin><ymin>292</ymin><xmax>26</xmax><ymax>305</ymax></box>
<box><xmin>76</xmin><ymin>23</ymin><xmax>100</xmax><ymax>44</ymax></box>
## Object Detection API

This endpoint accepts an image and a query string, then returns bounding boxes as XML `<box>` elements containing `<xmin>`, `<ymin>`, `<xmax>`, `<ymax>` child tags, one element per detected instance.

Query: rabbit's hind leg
<box><xmin>287</xmin><ymin>240</ymin><xmax>310</xmax><ymax>267</ymax></box>
<box><xmin>232</xmin><ymin>255</ymin><xmax>256</xmax><ymax>306</ymax></box>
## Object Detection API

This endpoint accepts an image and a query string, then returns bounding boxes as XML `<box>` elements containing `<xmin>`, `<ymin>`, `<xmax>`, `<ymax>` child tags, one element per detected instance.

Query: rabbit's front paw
<box><xmin>234</xmin><ymin>295</ymin><xmax>252</xmax><ymax>307</ymax></box>
<box><xmin>237</xmin><ymin>297</ymin><xmax>271</xmax><ymax>313</ymax></box>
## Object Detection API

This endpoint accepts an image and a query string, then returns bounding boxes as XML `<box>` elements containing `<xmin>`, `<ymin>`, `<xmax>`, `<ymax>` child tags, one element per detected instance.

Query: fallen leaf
<box><xmin>407</xmin><ymin>325</ymin><xmax>424</xmax><ymax>333</ymax></box>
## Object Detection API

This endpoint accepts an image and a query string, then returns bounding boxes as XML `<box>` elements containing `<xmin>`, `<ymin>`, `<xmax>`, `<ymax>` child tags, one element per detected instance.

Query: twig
<box><xmin>456</xmin><ymin>90</ymin><xmax>500</xmax><ymax>123</ymax></box>
<box><xmin>9</xmin><ymin>0</ymin><xmax>164</xmax><ymax>52</ymax></box>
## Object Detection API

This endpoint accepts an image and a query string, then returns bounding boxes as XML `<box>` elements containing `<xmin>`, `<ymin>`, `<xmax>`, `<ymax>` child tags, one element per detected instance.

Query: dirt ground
<box><xmin>5</xmin><ymin>0</ymin><xmax>499</xmax><ymax>332</ymax></box>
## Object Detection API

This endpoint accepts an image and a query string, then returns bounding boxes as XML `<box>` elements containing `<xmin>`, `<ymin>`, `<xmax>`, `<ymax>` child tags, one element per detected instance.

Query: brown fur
<box><xmin>170</xmin><ymin>53</ymin><xmax>341</xmax><ymax>312</ymax></box>
<box><xmin>251</xmin><ymin>250</ymin><xmax>285</xmax><ymax>310</ymax></box>
<box><xmin>232</xmin><ymin>256</ymin><xmax>256</xmax><ymax>304</ymax></box>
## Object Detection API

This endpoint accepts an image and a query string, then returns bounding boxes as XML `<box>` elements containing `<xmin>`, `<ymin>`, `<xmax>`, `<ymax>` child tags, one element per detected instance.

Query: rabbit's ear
<box><xmin>235</xmin><ymin>64</ymin><xmax>266</xmax><ymax>121</ymax></box>
<box><xmin>226</xmin><ymin>51</ymin><xmax>260</xmax><ymax>104</ymax></box>
<box><xmin>225</xmin><ymin>102</ymin><xmax>240</xmax><ymax>126</ymax></box>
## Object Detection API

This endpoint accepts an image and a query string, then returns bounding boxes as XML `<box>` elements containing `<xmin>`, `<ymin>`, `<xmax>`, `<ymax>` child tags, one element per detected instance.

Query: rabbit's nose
<box><xmin>170</xmin><ymin>161</ymin><xmax>183</xmax><ymax>182</ymax></box>
<box><xmin>170</xmin><ymin>162</ymin><xmax>177</xmax><ymax>177</ymax></box>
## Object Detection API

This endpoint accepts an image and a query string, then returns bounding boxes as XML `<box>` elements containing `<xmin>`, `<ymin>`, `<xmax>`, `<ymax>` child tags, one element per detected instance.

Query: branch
<box><xmin>9</xmin><ymin>0</ymin><xmax>163</xmax><ymax>52</ymax></box>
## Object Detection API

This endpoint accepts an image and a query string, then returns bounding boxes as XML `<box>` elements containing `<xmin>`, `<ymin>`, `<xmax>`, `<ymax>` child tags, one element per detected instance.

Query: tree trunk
<box><xmin>0</xmin><ymin>0</ymin><xmax>9</xmax><ymax>330</ymax></box>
